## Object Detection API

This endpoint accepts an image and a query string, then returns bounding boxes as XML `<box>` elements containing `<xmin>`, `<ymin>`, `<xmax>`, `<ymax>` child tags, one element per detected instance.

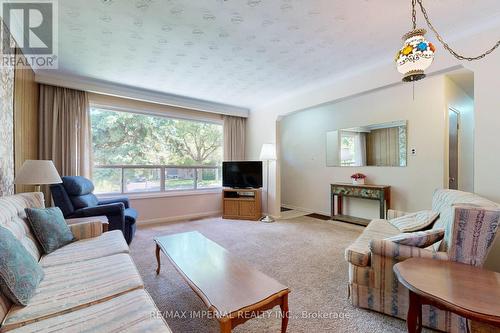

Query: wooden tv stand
<box><xmin>222</xmin><ymin>188</ymin><xmax>262</xmax><ymax>221</ymax></box>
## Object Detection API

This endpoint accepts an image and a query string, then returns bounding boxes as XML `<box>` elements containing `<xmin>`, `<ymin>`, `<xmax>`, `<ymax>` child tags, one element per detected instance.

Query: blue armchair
<box><xmin>50</xmin><ymin>176</ymin><xmax>137</xmax><ymax>244</ymax></box>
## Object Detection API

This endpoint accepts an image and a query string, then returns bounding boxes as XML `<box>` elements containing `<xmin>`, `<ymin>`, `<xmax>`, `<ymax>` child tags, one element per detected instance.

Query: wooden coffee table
<box><xmin>154</xmin><ymin>231</ymin><xmax>290</xmax><ymax>333</ymax></box>
<box><xmin>394</xmin><ymin>258</ymin><xmax>500</xmax><ymax>333</ymax></box>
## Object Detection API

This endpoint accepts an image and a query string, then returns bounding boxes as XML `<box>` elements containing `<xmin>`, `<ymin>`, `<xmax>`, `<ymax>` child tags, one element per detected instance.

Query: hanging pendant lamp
<box><xmin>396</xmin><ymin>0</ymin><xmax>500</xmax><ymax>82</ymax></box>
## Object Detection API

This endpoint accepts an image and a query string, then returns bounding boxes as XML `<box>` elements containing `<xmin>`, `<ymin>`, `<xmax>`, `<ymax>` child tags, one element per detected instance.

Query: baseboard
<box><xmin>280</xmin><ymin>204</ymin><xmax>330</xmax><ymax>217</ymax></box>
<box><xmin>137</xmin><ymin>210</ymin><xmax>222</xmax><ymax>227</ymax></box>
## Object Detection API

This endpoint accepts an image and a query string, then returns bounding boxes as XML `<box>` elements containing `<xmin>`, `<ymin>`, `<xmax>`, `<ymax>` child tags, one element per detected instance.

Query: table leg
<box><xmin>155</xmin><ymin>244</ymin><xmax>161</xmax><ymax>275</ymax></box>
<box><xmin>379</xmin><ymin>199</ymin><xmax>385</xmax><ymax>219</ymax></box>
<box><xmin>220</xmin><ymin>319</ymin><xmax>231</xmax><ymax>333</ymax></box>
<box><xmin>281</xmin><ymin>293</ymin><xmax>289</xmax><ymax>333</ymax></box>
<box><xmin>337</xmin><ymin>195</ymin><xmax>343</xmax><ymax>216</ymax></box>
<box><xmin>331</xmin><ymin>193</ymin><xmax>334</xmax><ymax>219</ymax></box>
<box><xmin>407</xmin><ymin>291</ymin><xmax>422</xmax><ymax>333</ymax></box>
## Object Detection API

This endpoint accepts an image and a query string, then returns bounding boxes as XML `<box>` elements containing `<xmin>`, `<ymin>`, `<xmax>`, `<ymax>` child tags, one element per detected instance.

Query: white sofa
<box><xmin>0</xmin><ymin>193</ymin><xmax>171</xmax><ymax>333</ymax></box>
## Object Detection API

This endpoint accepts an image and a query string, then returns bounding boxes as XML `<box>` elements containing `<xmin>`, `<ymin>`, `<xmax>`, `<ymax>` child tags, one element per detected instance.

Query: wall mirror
<box><xmin>326</xmin><ymin>120</ymin><xmax>407</xmax><ymax>167</ymax></box>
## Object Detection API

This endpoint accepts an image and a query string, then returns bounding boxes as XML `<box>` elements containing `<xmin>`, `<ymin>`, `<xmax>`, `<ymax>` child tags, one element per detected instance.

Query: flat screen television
<box><xmin>222</xmin><ymin>161</ymin><xmax>263</xmax><ymax>188</ymax></box>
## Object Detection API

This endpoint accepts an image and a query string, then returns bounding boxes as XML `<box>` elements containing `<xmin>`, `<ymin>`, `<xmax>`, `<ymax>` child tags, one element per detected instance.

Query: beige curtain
<box><xmin>39</xmin><ymin>84</ymin><xmax>92</xmax><ymax>178</ymax></box>
<box><xmin>223</xmin><ymin>115</ymin><xmax>246</xmax><ymax>161</ymax></box>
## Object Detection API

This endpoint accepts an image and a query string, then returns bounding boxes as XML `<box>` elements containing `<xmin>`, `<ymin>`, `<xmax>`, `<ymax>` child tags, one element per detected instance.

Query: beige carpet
<box><xmin>130</xmin><ymin>216</ymin><xmax>411</xmax><ymax>333</ymax></box>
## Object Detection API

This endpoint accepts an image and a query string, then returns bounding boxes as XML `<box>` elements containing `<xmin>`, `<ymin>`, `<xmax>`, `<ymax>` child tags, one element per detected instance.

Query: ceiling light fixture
<box><xmin>396</xmin><ymin>0</ymin><xmax>500</xmax><ymax>82</ymax></box>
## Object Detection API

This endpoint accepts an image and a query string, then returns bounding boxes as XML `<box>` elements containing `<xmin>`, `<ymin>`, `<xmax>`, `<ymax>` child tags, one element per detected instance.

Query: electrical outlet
<box><xmin>411</xmin><ymin>148</ymin><xmax>417</xmax><ymax>156</ymax></box>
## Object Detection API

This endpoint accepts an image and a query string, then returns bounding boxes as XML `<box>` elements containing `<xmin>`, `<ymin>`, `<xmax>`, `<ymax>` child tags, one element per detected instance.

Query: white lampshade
<box><xmin>14</xmin><ymin>160</ymin><xmax>62</xmax><ymax>185</ymax></box>
<box><xmin>396</xmin><ymin>28</ymin><xmax>435</xmax><ymax>82</ymax></box>
<box><xmin>259</xmin><ymin>143</ymin><xmax>276</xmax><ymax>161</ymax></box>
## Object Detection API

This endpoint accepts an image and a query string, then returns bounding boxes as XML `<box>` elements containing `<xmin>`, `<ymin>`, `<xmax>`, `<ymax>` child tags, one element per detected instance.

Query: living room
<box><xmin>1</xmin><ymin>1</ymin><xmax>499</xmax><ymax>333</ymax></box>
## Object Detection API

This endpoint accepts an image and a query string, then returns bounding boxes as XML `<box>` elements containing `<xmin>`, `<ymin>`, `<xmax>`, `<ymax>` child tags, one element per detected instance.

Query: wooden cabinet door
<box><xmin>224</xmin><ymin>201</ymin><xmax>239</xmax><ymax>216</ymax></box>
<box><xmin>239</xmin><ymin>201</ymin><xmax>256</xmax><ymax>217</ymax></box>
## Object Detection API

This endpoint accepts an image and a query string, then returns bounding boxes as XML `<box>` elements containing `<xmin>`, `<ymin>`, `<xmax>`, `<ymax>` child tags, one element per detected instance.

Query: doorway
<box><xmin>448</xmin><ymin>108</ymin><xmax>459</xmax><ymax>190</ymax></box>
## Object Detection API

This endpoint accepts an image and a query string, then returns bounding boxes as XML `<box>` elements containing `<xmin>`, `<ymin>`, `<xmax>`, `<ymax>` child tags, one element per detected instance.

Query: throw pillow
<box><xmin>0</xmin><ymin>226</ymin><xmax>44</xmax><ymax>305</ymax></box>
<box><xmin>389</xmin><ymin>210</ymin><xmax>439</xmax><ymax>232</ymax></box>
<box><xmin>25</xmin><ymin>207</ymin><xmax>74</xmax><ymax>254</ymax></box>
<box><xmin>385</xmin><ymin>229</ymin><xmax>445</xmax><ymax>248</ymax></box>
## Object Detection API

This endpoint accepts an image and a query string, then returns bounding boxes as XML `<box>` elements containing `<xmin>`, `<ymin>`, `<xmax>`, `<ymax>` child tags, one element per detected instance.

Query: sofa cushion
<box><xmin>345</xmin><ymin>219</ymin><xmax>401</xmax><ymax>267</ymax></box>
<box><xmin>448</xmin><ymin>206</ymin><xmax>500</xmax><ymax>267</ymax></box>
<box><xmin>385</xmin><ymin>229</ymin><xmax>445</xmax><ymax>248</ymax></box>
<box><xmin>62</xmin><ymin>176</ymin><xmax>94</xmax><ymax>196</ymax></box>
<box><xmin>70</xmin><ymin>193</ymin><xmax>99</xmax><ymax>210</ymax></box>
<box><xmin>7</xmin><ymin>289</ymin><xmax>172</xmax><ymax>333</ymax></box>
<box><xmin>2</xmin><ymin>254</ymin><xmax>143</xmax><ymax>331</ymax></box>
<box><xmin>0</xmin><ymin>227</ymin><xmax>44</xmax><ymax>306</ymax></box>
<box><xmin>25</xmin><ymin>207</ymin><xmax>74</xmax><ymax>254</ymax></box>
<box><xmin>0</xmin><ymin>193</ymin><xmax>44</xmax><ymax>262</ymax></box>
<box><xmin>431</xmin><ymin>189</ymin><xmax>499</xmax><ymax>251</ymax></box>
<box><xmin>388</xmin><ymin>210</ymin><xmax>439</xmax><ymax>232</ymax></box>
<box><xmin>0</xmin><ymin>193</ymin><xmax>45</xmax><ymax>325</ymax></box>
<box><xmin>39</xmin><ymin>230</ymin><xmax>129</xmax><ymax>268</ymax></box>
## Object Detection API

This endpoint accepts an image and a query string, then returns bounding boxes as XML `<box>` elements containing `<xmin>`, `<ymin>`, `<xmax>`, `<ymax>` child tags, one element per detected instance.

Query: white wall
<box><xmin>129</xmin><ymin>192</ymin><xmax>222</xmax><ymax>225</ymax></box>
<box><xmin>444</xmin><ymin>76</ymin><xmax>474</xmax><ymax>192</ymax></box>
<box><xmin>280</xmin><ymin>76</ymin><xmax>447</xmax><ymax>218</ymax></box>
<box><xmin>246</xmin><ymin>24</ymin><xmax>500</xmax><ymax>271</ymax></box>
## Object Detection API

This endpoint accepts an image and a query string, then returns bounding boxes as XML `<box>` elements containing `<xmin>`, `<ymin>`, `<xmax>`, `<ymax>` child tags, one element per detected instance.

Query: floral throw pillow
<box><xmin>0</xmin><ymin>226</ymin><xmax>44</xmax><ymax>305</ymax></box>
<box><xmin>385</xmin><ymin>229</ymin><xmax>445</xmax><ymax>248</ymax></box>
<box><xmin>25</xmin><ymin>207</ymin><xmax>75</xmax><ymax>254</ymax></box>
<box><xmin>389</xmin><ymin>210</ymin><xmax>439</xmax><ymax>232</ymax></box>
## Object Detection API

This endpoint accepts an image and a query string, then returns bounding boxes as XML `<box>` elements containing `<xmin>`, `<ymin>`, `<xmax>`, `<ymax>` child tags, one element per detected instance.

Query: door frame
<box><xmin>448</xmin><ymin>107</ymin><xmax>460</xmax><ymax>190</ymax></box>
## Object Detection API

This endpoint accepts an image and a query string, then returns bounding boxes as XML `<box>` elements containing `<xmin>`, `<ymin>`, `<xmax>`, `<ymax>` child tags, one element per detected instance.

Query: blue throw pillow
<box><xmin>25</xmin><ymin>207</ymin><xmax>75</xmax><ymax>254</ymax></box>
<box><xmin>0</xmin><ymin>226</ymin><xmax>45</xmax><ymax>305</ymax></box>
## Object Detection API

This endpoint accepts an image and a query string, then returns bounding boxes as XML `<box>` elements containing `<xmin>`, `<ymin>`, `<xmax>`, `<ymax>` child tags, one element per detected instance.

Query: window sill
<box><xmin>97</xmin><ymin>188</ymin><xmax>222</xmax><ymax>201</ymax></box>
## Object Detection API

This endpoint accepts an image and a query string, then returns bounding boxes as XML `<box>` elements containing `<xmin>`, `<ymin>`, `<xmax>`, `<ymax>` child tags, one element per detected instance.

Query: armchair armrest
<box><xmin>98</xmin><ymin>197</ymin><xmax>130</xmax><ymax>209</ymax></box>
<box><xmin>370</xmin><ymin>239</ymin><xmax>449</xmax><ymax>261</ymax></box>
<box><xmin>75</xmin><ymin>203</ymin><xmax>125</xmax><ymax>217</ymax></box>
<box><xmin>68</xmin><ymin>221</ymin><xmax>103</xmax><ymax>240</ymax></box>
<box><xmin>387</xmin><ymin>209</ymin><xmax>411</xmax><ymax>219</ymax></box>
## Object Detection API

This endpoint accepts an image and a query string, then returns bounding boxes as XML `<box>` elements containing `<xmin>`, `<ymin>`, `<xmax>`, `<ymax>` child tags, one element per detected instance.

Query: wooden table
<box><xmin>154</xmin><ymin>231</ymin><xmax>290</xmax><ymax>333</ymax></box>
<box><xmin>331</xmin><ymin>183</ymin><xmax>391</xmax><ymax>226</ymax></box>
<box><xmin>394</xmin><ymin>258</ymin><xmax>500</xmax><ymax>333</ymax></box>
<box><xmin>65</xmin><ymin>215</ymin><xmax>109</xmax><ymax>232</ymax></box>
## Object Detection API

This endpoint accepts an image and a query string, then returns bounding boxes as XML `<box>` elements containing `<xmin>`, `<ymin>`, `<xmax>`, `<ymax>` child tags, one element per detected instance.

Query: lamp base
<box><xmin>260</xmin><ymin>215</ymin><xmax>275</xmax><ymax>223</ymax></box>
<box><xmin>402</xmin><ymin>70</ymin><xmax>426</xmax><ymax>82</ymax></box>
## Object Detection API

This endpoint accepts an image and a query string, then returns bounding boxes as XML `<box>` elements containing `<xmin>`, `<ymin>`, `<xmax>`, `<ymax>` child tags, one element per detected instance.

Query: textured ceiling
<box><xmin>51</xmin><ymin>0</ymin><xmax>499</xmax><ymax>108</ymax></box>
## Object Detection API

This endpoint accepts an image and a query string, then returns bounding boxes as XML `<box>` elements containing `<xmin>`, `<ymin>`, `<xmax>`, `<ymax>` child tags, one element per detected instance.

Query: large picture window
<box><xmin>90</xmin><ymin>108</ymin><xmax>223</xmax><ymax>194</ymax></box>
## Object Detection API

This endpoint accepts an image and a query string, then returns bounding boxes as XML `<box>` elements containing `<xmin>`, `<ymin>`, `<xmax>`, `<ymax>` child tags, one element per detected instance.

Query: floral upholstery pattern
<box><xmin>346</xmin><ymin>189</ymin><xmax>500</xmax><ymax>333</ymax></box>
<box><xmin>385</xmin><ymin>229</ymin><xmax>445</xmax><ymax>248</ymax></box>
<box><xmin>25</xmin><ymin>207</ymin><xmax>75</xmax><ymax>254</ymax></box>
<box><xmin>431</xmin><ymin>189</ymin><xmax>498</xmax><ymax>251</ymax></box>
<box><xmin>448</xmin><ymin>206</ymin><xmax>500</xmax><ymax>267</ymax></box>
<box><xmin>0</xmin><ymin>227</ymin><xmax>44</xmax><ymax>306</ymax></box>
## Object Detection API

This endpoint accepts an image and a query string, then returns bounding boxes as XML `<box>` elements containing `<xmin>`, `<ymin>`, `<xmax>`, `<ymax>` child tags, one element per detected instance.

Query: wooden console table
<box><xmin>330</xmin><ymin>183</ymin><xmax>391</xmax><ymax>226</ymax></box>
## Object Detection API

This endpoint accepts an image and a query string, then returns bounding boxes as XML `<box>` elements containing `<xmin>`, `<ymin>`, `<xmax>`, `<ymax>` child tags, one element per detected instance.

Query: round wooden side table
<box><xmin>393</xmin><ymin>258</ymin><xmax>500</xmax><ymax>333</ymax></box>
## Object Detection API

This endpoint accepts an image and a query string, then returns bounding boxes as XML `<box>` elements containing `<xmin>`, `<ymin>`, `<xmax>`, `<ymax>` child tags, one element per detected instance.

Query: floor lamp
<box><xmin>260</xmin><ymin>143</ymin><xmax>276</xmax><ymax>223</ymax></box>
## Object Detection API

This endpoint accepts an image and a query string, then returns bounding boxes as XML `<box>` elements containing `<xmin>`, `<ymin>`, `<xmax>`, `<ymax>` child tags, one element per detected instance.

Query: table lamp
<box><xmin>14</xmin><ymin>160</ymin><xmax>62</xmax><ymax>192</ymax></box>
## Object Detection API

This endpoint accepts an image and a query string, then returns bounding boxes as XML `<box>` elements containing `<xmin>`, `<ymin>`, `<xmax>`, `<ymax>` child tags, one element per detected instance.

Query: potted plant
<box><xmin>351</xmin><ymin>173</ymin><xmax>366</xmax><ymax>185</ymax></box>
